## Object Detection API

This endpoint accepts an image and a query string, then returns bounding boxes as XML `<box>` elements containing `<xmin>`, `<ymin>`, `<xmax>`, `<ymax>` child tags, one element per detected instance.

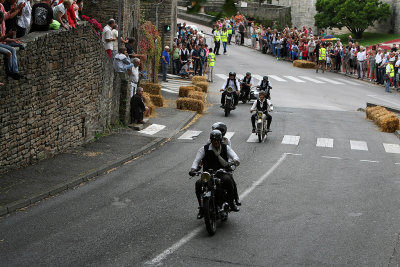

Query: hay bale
<box><xmin>149</xmin><ymin>94</ymin><xmax>164</xmax><ymax>107</ymax></box>
<box><xmin>142</xmin><ymin>92</ymin><xmax>155</xmax><ymax>116</ymax></box>
<box><xmin>193</xmin><ymin>81</ymin><xmax>209</xmax><ymax>93</ymax></box>
<box><xmin>193</xmin><ymin>85</ymin><xmax>204</xmax><ymax>92</ymax></box>
<box><xmin>188</xmin><ymin>91</ymin><xmax>204</xmax><ymax>101</ymax></box>
<box><xmin>179</xmin><ymin>86</ymin><xmax>195</xmax><ymax>97</ymax></box>
<box><xmin>377</xmin><ymin>113</ymin><xmax>399</xmax><ymax>132</ymax></box>
<box><xmin>366</xmin><ymin>106</ymin><xmax>384</xmax><ymax>120</ymax></box>
<box><xmin>293</xmin><ymin>60</ymin><xmax>317</xmax><ymax>69</ymax></box>
<box><xmin>141</xmin><ymin>82</ymin><xmax>162</xmax><ymax>96</ymax></box>
<box><xmin>176</xmin><ymin>97</ymin><xmax>204</xmax><ymax>113</ymax></box>
<box><xmin>372</xmin><ymin>109</ymin><xmax>389</xmax><ymax>123</ymax></box>
<box><xmin>192</xmin><ymin>76</ymin><xmax>207</xmax><ymax>83</ymax></box>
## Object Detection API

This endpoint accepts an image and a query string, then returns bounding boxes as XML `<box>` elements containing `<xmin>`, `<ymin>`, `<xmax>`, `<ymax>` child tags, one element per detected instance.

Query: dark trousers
<box><xmin>240</xmin><ymin>32</ymin><xmax>244</xmax><ymax>45</ymax></box>
<box><xmin>251</xmin><ymin>112</ymin><xmax>272</xmax><ymax>129</ymax></box>
<box><xmin>162</xmin><ymin>63</ymin><xmax>168</xmax><ymax>81</ymax></box>
<box><xmin>228</xmin><ymin>34</ymin><xmax>232</xmax><ymax>44</ymax></box>
<box><xmin>195</xmin><ymin>173</ymin><xmax>236</xmax><ymax>207</ymax></box>
<box><xmin>214</xmin><ymin>41</ymin><xmax>220</xmax><ymax>55</ymax></box>
<box><xmin>173</xmin><ymin>59</ymin><xmax>180</xmax><ymax>75</ymax></box>
<box><xmin>335</xmin><ymin>56</ymin><xmax>341</xmax><ymax>71</ymax></box>
<box><xmin>221</xmin><ymin>91</ymin><xmax>238</xmax><ymax>105</ymax></box>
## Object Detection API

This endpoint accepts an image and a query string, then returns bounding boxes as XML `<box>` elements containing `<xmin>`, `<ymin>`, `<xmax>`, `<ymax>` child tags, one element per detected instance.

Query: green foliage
<box><xmin>189</xmin><ymin>0</ymin><xmax>237</xmax><ymax>18</ymax></box>
<box><xmin>335</xmin><ymin>32</ymin><xmax>400</xmax><ymax>47</ymax></box>
<box><xmin>315</xmin><ymin>0</ymin><xmax>391</xmax><ymax>39</ymax></box>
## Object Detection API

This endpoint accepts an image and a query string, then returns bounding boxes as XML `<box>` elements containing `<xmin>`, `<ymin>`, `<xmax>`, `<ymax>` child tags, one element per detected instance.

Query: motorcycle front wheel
<box><xmin>203</xmin><ymin>197</ymin><xmax>217</xmax><ymax>236</ymax></box>
<box><xmin>224</xmin><ymin>108</ymin><xmax>230</xmax><ymax>117</ymax></box>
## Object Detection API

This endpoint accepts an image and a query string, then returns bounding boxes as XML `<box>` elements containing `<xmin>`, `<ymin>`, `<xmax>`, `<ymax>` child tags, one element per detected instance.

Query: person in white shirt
<box><xmin>53</xmin><ymin>0</ymin><xmax>72</xmax><ymax>29</ymax></box>
<box><xmin>250</xmin><ymin>90</ymin><xmax>273</xmax><ymax>133</ymax></box>
<box><xmin>357</xmin><ymin>46</ymin><xmax>367</xmax><ymax>79</ymax></box>
<box><xmin>129</xmin><ymin>58</ymin><xmax>140</xmax><ymax>97</ymax></box>
<box><xmin>101</xmin><ymin>19</ymin><xmax>116</xmax><ymax>58</ymax></box>
<box><xmin>111</xmin><ymin>24</ymin><xmax>119</xmax><ymax>56</ymax></box>
<box><xmin>220</xmin><ymin>72</ymin><xmax>240</xmax><ymax>107</ymax></box>
<box><xmin>375</xmin><ymin>48</ymin><xmax>383</xmax><ymax>83</ymax></box>
<box><xmin>16</xmin><ymin>0</ymin><xmax>31</xmax><ymax>37</ymax></box>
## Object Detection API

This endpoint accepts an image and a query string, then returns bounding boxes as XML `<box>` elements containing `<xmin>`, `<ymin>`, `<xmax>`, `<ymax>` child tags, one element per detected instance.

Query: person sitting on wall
<box><xmin>131</xmin><ymin>87</ymin><xmax>149</xmax><ymax>124</ymax></box>
<box><xmin>52</xmin><ymin>0</ymin><xmax>72</xmax><ymax>29</ymax></box>
<box><xmin>113</xmin><ymin>47</ymin><xmax>134</xmax><ymax>73</ymax></box>
<box><xmin>30</xmin><ymin>0</ymin><xmax>53</xmax><ymax>33</ymax></box>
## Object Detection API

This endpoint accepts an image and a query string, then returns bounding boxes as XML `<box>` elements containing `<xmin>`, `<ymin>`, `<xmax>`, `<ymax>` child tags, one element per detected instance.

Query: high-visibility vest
<box><xmin>227</xmin><ymin>24</ymin><xmax>232</xmax><ymax>34</ymax></box>
<box><xmin>319</xmin><ymin>48</ymin><xmax>326</xmax><ymax>60</ymax></box>
<box><xmin>220</xmin><ymin>30</ymin><xmax>228</xmax><ymax>42</ymax></box>
<box><xmin>208</xmin><ymin>52</ymin><xmax>215</xmax><ymax>67</ymax></box>
<box><xmin>389</xmin><ymin>63</ymin><xmax>395</xmax><ymax>77</ymax></box>
<box><xmin>213</xmin><ymin>31</ymin><xmax>220</xmax><ymax>42</ymax></box>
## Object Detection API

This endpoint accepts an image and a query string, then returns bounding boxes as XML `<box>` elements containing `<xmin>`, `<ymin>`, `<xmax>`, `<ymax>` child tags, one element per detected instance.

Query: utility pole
<box><xmin>118</xmin><ymin>0</ymin><xmax>122</xmax><ymax>49</ymax></box>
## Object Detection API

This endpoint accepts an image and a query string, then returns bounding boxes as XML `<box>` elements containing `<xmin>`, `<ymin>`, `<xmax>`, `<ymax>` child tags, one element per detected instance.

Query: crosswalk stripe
<box><xmin>269</xmin><ymin>75</ymin><xmax>287</xmax><ymax>82</ymax></box>
<box><xmin>237</xmin><ymin>74</ymin><xmax>244</xmax><ymax>80</ymax></box>
<box><xmin>350</xmin><ymin>140</ymin><xmax>368</xmax><ymax>151</ymax></box>
<box><xmin>216</xmin><ymin>74</ymin><xmax>228</xmax><ymax>80</ymax></box>
<box><xmin>178</xmin><ymin>130</ymin><xmax>202</xmax><ymax>140</ymax></box>
<box><xmin>282</xmin><ymin>135</ymin><xmax>300</xmax><ymax>145</ymax></box>
<box><xmin>284</xmin><ymin>76</ymin><xmax>305</xmax><ymax>83</ymax></box>
<box><xmin>333</xmin><ymin>78</ymin><xmax>361</xmax><ymax>85</ymax></box>
<box><xmin>315</xmin><ymin>77</ymin><xmax>344</xmax><ymax>84</ymax></box>
<box><xmin>225</xmin><ymin>132</ymin><xmax>235</xmax><ymax>140</ymax></box>
<box><xmin>246</xmin><ymin>133</ymin><xmax>262</xmax><ymax>143</ymax></box>
<box><xmin>383</xmin><ymin>143</ymin><xmax>400</xmax><ymax>154</ymax></box>
<box><xmin>253</xmin><ymin>74</ymin><xmax>263</xmax><ymax>81</ymax></box>
<box><xmin>298</xmin><ymin>76</ymin><xmax>325</xmax><ymax>83</ymax></box>
<box><xmin>316</xmin><ymin>138</ymin><xmax>334</xmax><ymax>148</ymax></box>
<box><xmin>162</xmin><ymin>88</ymin><xmax>178</xmax><ymax>94</ymax></box>
<box><xmin>139</xmin><ymin>124</ymin><xmax>166</xmax><ymax>135</ymax></box>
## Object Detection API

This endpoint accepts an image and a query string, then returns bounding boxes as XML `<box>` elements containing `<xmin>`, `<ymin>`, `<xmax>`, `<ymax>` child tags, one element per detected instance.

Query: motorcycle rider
<box><xmin>250</xmin><ymin>90</ymin><xmax>273</xmax><ymax>133</ymax></box>
<box><xmin>257</xmin><ymin>76</ymin><xmax>272</xmax><ymax>100</ymax></box>
<box><xmin>189</xmin><ymin>130</ymin><xmax>240</xmax><ymax>219</ymax></box>
<box><xmin>211</xmin><ymin>122</ymin><xmax>241</xmax><ymax>206</ymax></box>
<box><xmin>220</xmin><ymin>72</ymin><xmax>240</xmax><ymax>108</ymax></box>
<box><xmin>240</xmin><ymin>72</ymin><xmax>254</xmax><ymax>101</ymax></box>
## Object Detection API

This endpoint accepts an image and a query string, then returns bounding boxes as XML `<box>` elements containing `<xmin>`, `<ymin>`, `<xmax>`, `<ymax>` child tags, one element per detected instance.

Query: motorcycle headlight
<box><xmin>201</xmin><ymin>172</ymin><xmax>211</xmax><ymax>182</ymax></box>
<box><xmin>227</xmin><ymin>87</ymin><xmax>233</xmax><ymax>92</ymax></box>
<box><xmin>257</xmin><ymin>111</ymin><xmax>263</xmax><ymax>117</ymax></box>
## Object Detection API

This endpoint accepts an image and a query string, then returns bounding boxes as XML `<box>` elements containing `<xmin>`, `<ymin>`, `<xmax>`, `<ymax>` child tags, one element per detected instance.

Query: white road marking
<box><xmin>177</xmin><ymin>130</ymin><xmax>202</xmax><ymax>140</ymax></box>
<box><xmin>360</xmin><ymin>160</ymin><xmax>379</xmax><ymax>163</ymax></box>
<box><xmin>237</xmin><ymin>74</ymin><xmax>244</xmax><ymax>80</ymax></box>
<box><xmin>269</xmin><ymin>75</ymin><xmax>287</xmax><ymax>82</ymax></box>
<box><xmin>350</xmin><ymin>140</ymin><xmax>368</xmax><ymax>151</ymax></box>
<box><xmin>246</xmin><ymin>133</ymin><xmax>265</xmax><ymax>142</ymax></box>
<box><xmin>145</xmin><ymin>153</ymin><xmax>288</xmax><ymax>265</ymax></box>
<box><xmin>253</xmin><ymin>74</ymin><xmax>263</xmax><ymax>81</ymax></box>
<box><xmin>299</xmin><ymin>76</ymin><xmax>325</xmax><ymax>84</ymax></box>
<box><xmin>285</xmin><ymin>153</ymin><xmax>302</xmax><ymax>156</ymax></box>
<box><xmin>216</xmin><ymin>74</ymin><xmax>228</xmax><ymax>80</ymax></box>
<box><xmin>139</xmin><ymin>124</ymin><xmax>166</xmax><ymax>135</ymax></box>
<box><xmin>316</xmin><ymin>138</ymin><xmax>334</xmax><ymax>148</ymax></box>
<box><xmin>224</xmin><ymin>132</ymin><xmax>235</xmax><ymax>140</ymax></box>
<box><xmin>383</xmin><ymin>143</ymin><xmax>400</xmax><ymax>154</ymax></box>
<box><xmin>321</xmin><ymin>156</ymin><xmax>342</xmax><ymax>159</ymax></box>
<box><xmin>333</xmin><ymin>78</ymin><xmax>361</xmax><ymax>85</ymax></box>
<box><xmin>282</xmin><ymin>135</ymin><xmax>300</xmax><ymax>145</ymax></box>
<box><xmin>284</xmin><ymin>76</ymin><xmax>305</xmax><ymax>82</ymax></box>
<box><xmin>162</xmin><ymin>88</ymin><xmax>178</xmax><ymax>94</ymax></box>
<box><xmin>367</xmin><ymin>95</ymin><xmax>400</xmax><ymax>108</ymax></box>
<box><xmin>315</xmin><ymin>77</ymin><xmax>344</xmax><ymax>84</ymax></box>
<box><xmin>395</xmin><ymin>163</ymin><xmax>400</xmax><ymax>165</ymax></box>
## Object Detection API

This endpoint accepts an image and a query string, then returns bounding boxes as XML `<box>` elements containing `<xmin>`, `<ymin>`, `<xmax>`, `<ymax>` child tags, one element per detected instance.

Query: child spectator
<box><xmin>30</xmin><ymin>0</ymin><xmax>53</xmax><ymax>32</ymax></box>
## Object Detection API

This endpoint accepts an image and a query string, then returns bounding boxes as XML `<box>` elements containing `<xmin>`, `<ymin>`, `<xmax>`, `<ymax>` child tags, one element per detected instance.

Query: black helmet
<box><xmin>246</xmin><ymin>72</ymin><xmax>251</xmax><ymax>76</ymax></box>
<box><xmin>212</xmin><ymin>122</ymin><xmax>227</xmax><ymax>136</ymax></box>
<box><xmin>229</xmin><ymin>72</ymin><xmax>236</xmax><ymax>77</ymax></box>
<box><xmin>263</xmin><ymin>76</ymin><xmax>268</xmax><ymax>80</ymax></box>
<box><xmin>210</xmin><ymin>130</ymin><xmax>222</xmax><ymax>142</ymax></box>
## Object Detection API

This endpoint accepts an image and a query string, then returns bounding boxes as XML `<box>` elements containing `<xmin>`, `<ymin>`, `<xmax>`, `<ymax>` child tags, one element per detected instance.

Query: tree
<box><xmin>314</xmin><ymin>0</ymin><xmax>391</xmax><ymax>39</ymax></box>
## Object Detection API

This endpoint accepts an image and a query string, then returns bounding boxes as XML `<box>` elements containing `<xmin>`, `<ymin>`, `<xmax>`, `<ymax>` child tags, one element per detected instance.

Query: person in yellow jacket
<box><xmin>213</xmin><ymin>25</ymin><xmax>221</xmax><ymax>55</ymax></box>
<box><xmin>227</xmin><ymin>22</ymin><xmax>233</xmax><ymax>44</ymax></box>
<box><xmin>207</xmin><ymin>48</ymin><xmax>216</xmax><ymax>82</ymax></box>
<box><xmin>221</xmin><ymin>26</ymin><xmax>228</xmax><ymax>54</ymax></box>
<box><xmin>385</xmin><ymin>58</ymin><xmax>395</xmax><ymax>93</ymax></box>
<box><xmin>316</xmin><ymin>43</ymin><xmax>326</xmax><ymax>73</ymax></box>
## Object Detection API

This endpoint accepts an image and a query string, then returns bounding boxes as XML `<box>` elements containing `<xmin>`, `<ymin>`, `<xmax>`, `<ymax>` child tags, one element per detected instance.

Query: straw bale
<box><xmin>149</xmin><ymin>94</ymin><xmax>164</xmax><ymax>107</ymax></box>
<box><xmin>193</xmin><ymin>81</ymin><xmax>209</xmax><ymax>93</ymax></box>
<box><xmin>377</xmin><ymin>113</ymin><xmax>399</xmax><ymax>132</ymax></box>
<box><xmin>293</xmin><ymin>60</ymin><xmax>317</xmax><ymax>69</ymax></box>
<box><xmin>372</xmin><ymin>109</ymin><xmax>389</xmax><ymax>123</ymax></box>
<box><xmin>179</xmin><ymin>86</ymin><xmax>195</xmax><ymax>97</ymax></box>
<box><xmin>176</xmin><ymin>97</ymin><xmax>204</xmax><ymax>113</ymax></box>
<box><xmin>142</xmin><ymin>92</ymin><xmax>155</xmax><ymax>116</ymax></box>
<box><xmin>188</xmin><ymin>91</ymin><xmax>204</xmax><ymax>101</ymax></box>
<box><xmin>192</xmin><ymin>76</ymin><xmax>207</xmax><ymax>83</ymax></box>
<box><xmin>366</xmin><ymin>106</ymin><xmax>384</xmax><ymax>119</ymax></box>
<box><xmin>141</xmin><ymin>82</ymin><xmax>162</xmax><ymax>96</ymax></box>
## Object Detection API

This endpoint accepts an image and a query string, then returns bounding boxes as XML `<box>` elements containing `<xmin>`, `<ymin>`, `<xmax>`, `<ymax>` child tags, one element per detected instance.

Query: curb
<box><xmin>1</xmin><ymin>111</ymin><xmax>197</xmax><ymax>216</ymax></box>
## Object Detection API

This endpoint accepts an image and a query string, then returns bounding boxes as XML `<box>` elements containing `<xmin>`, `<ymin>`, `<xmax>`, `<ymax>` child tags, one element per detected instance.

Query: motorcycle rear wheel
<box><xmin>224</xmin><ymin>108</ymin><xmax>230</xmax><ymax>117</ymax></box>
<box><xmin>203</xmin><ymin>198</ymin><xmax>217</xmax><ymax>236</ymax></box>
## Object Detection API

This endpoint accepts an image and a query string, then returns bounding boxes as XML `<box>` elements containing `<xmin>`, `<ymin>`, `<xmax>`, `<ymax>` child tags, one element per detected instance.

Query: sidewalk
<box><xmin>0</xmin><ymin>92</ymin><xmax>196</xmax><ymax>216</ymax></box>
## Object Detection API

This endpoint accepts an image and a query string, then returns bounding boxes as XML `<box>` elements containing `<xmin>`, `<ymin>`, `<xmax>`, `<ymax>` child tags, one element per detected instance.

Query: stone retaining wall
<box><xmin>0</xmin><ymin>22</ymin><xmax>124</xmax><ymax>173</ymax></box>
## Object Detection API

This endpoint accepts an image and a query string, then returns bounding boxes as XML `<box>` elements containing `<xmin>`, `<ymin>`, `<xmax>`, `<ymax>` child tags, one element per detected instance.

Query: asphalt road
<box><xmin>1</xmin><ymin>42</ymin><xmax>400</xmax><ymax>266</ymax></box>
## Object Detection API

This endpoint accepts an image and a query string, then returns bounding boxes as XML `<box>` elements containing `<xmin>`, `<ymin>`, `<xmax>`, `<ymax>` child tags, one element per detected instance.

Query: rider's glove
<box><xmin>189</xmin><ymin>168</ymin><xmax>196</xmax><ymax>177</ymax></box>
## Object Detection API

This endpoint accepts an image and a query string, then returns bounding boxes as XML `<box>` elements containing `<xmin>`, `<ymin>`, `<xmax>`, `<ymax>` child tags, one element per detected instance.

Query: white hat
<box><xmin>165</xmin><ymin>46</ymin><xmax>170</xmax><ymax>50</ymax></box>
<box><xmin>389</xmin><ymin>58</ymin><xmax>395</xmax><ymax>62</ymax></box>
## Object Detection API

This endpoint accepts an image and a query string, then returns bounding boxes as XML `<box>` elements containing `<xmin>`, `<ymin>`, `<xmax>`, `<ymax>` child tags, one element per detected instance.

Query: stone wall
<box><xmin>235</xmin><ymin>2</ymin><xmax>291</xmax><ymax>28</ymax></box>
<box><xmin>0</xmin><ymin>23</ymin><xmax>125</xmax><ymax>173</ymax></box>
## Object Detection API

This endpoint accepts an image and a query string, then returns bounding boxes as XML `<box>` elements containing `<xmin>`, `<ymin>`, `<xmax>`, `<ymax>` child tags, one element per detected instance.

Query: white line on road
<box><xmin>285</xmin><ymin>153</ymin><xmax>302</xmax><ymax>156</ymax></box>
<box><xmin>315</xmin><ymin>77</ymin><xmax>344</xmax><ymax>84</ymax></box>
<box><xmin>162</xmin><ymin>88</ymin><xmax>178</xmax><ymax>94</ymax></box>
<box><xmin>282</xmin><ymin>135</ymin><xmax>300</xmax><ymax>145</ymax></box>
<box><xmin>350</xmin><ymin>140</ymin><xmax>368</xmax><ymax>151</ymax></box>
<box><xmin>333</xmin><ymin>78</ymin><xmax>361</xmax><ymax>85</ymax></box>
<box><xmin>316</xmin><ymin>138</ymin><xmax>334</xmax><ymax>148</ymax></box>
<box><xmin>253</xmin><ymin>74</ymin><xmax>263</xmax><ymax>81</ymax></box>
<box><xmin>177</xmin><ymin>130</ymin><xmax>202</xmax><ymax>140</ymax></box>
<box><xmin>139</xmin><ymin>124</ymin><xmax>166</xmax><ymax>135</ymax></box>
<box><xmin>216</xmin><ymin>74</ymin><xmax>228</xmax><ymax>80</ymax></box>
<box><xmin>298</xmin><ymin>76</ymin><xmax>325</xmax><ymax>84</ymax></box>
<box><xmin>225</xmin><ymin>132</ymin><xmax>235</xmax><ymax>140</ymax></box>
<box><xmin>321</xmin><ymin>156</ymin><xmax>342</xmax><ymax>159</ymax></box>
<box><xmin>360</xmin><ymin>160</ymin><xmax>379</xmax><ymax>163</ymax></box>
<box><xmin>269</xmin><ymin>75</ymin><xmax>287</xmax><ymax>82</ymax></box>
<box><xmin>145</xmin><ymin>153</ymin><xmax>288</xmax><ymax>265</ymax></box>
<box><xmin>383</xmin><ymin>143</ymin><xmax>400</xmax><ymax>154</ymax></box>
<box><xmin>284</xmin><ymin>76</ymin><xmax>305</xmax><ymax>82</ymax></box>
<box><xmin>237</xmin><ymin>74</ymin><xmax>244</xmax><ymax>80</ymax></box>
<box><xmin>367</xmin><ymin>95</ymin><xmax>400</xmax><ymax>108</ymax></box>
<box><xmin>395</xmin><ymin>163</ymin><xmax>400</xmax><ymax>165</ymax></box>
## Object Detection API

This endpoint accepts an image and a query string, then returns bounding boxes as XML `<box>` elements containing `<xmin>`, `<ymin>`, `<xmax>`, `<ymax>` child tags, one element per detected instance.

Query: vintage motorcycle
<box><xmin>221</xmin><ymin>87</ymin><xmax>235</xmax><ymax>117</ymax></box>
<box><xmin>239</xmin><ymin>83</ymin><xmax>257</xmax><ymax>104</ymax></box>
<box><xmin>191</xmin><ymin>166</ymin><xmax>236</xmax><ymax>236</ymax></box>
<box><xmin>255</xmin><ymin>110</ymin><xmax>268</xmax><ymax>143</ymax></box>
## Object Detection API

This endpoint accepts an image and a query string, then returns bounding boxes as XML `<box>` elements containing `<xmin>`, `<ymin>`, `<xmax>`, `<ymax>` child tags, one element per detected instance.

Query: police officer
<box><xmin>220</xmin><ymin>72</ymin><xmax>240</xmax><ymax>107</ymax></box>
<box><xmin>250</xmin><ymin>90</ymin><xmax>273</xmax><ymax>133</ymax></box>
<box><xmin>190</xmin><ymin>130</ymin><xmax>240</xmax><ymax>219</ymax></box>
<box><xmin>207</xmin><ymin>48</ymin><xmax>215</xmax><ymax>82</ymax></box>
<box><xmin>316</xmin><ymin>43</ymin><xmax>326</xmax><ymax>73</ymax></box>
